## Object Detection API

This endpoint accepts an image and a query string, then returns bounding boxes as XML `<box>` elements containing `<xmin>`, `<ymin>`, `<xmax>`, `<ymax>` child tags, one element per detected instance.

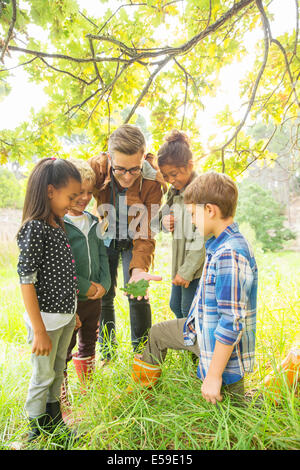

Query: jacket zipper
<box><xmin>64</xmin><ymin>215</ymin><xmax>98</xmax><ymax>280</ymax></box>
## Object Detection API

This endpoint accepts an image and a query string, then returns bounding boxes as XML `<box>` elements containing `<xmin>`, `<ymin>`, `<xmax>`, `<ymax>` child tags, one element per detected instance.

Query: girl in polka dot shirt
<box><xmin>17</xmin><ymin>157</ymin><xmax>82</xmax><ymax>444</ymax></box>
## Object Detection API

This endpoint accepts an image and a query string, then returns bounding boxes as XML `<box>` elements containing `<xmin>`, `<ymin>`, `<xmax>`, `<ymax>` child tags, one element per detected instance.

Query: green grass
<box><xmin>0</xmin><ymin>236</ymin><xmax>299</xmax><ymax>450</ymax></box>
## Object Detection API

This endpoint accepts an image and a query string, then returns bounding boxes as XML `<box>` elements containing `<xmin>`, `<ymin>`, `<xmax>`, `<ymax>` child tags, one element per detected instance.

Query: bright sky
<box><xmin>0</xmin><ymin>0</ymin><xmax>296</xmax><ymax>145</ymax></box>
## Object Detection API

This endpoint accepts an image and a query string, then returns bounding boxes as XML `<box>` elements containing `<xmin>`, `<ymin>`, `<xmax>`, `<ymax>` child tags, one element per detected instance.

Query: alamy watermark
<box><xmin>95</xmin><ymin>197</ymin><xmax>205</xmax><ymax>251</ymax></box>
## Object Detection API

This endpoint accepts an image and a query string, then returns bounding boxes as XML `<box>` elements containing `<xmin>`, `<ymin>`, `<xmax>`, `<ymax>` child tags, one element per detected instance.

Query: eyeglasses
<box><xmin>111</xmin><ymin>166</ymin><xmax>142</xmax><ymax>176</ymax></box>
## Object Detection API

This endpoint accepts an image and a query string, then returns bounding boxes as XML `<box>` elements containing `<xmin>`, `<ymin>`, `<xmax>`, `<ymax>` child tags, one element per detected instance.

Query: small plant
<box><xmin>121</xmin><ymin>279</ymin><xmax>150</xmax><ymax>298</ymax></box>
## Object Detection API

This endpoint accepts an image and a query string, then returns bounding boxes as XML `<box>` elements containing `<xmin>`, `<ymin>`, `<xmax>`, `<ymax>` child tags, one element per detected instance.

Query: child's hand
<box><xmin>172</xmin><ymin>273</ymin><xmax>190</xmax><ymax>288</ymax></box>
<box><xmin>88</xmin><ymin>281</ymin><xmax>106</xmax><ymax>300</ymax></box>
<box><xmin>32</xmin><ymin>331</ymin><xmax>52</xmax><ymax>356</ymax></box>
<box><xmin>162</xmin><ymin>214</ymin><xmax>175</xmax><ymax>232</ymax></box>
<box><xmin>74</xmin><ymin>313</ymin><xmax>82</xmax><ymax>330</ymax></box>
<box><xmin>201</xmin><ymin>375</ymin><xmax>223</xmax><ymax>405</ymax></box>
<box><xmin>86</xmin><ymin>283</ymin><xmax>97</xmax><ymax>298</ymax></box>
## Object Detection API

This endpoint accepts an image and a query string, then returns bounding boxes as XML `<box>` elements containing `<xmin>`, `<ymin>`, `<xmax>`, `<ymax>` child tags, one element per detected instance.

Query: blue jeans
<box><xmin>169</xmin><ymin>278</ymin><xmax>200</xmax><ymax>318</ymax></box>
<box><xmin>99</xmin><ymin>243</ymin><xmax>151</xmax><ymax>358</ymax></box>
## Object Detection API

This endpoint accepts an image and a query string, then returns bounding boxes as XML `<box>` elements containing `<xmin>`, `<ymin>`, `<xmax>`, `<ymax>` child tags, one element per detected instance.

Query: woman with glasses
<box><xmin>88</xmin><ymin>124</ymin><xmax>166</xmax><ymax>362</ymax></box>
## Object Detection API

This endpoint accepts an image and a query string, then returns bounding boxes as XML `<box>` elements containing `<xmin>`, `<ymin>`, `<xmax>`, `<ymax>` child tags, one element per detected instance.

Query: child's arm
<box><xmin>17</xmin><ymin>220</ymin><xmax>52</xmax><ymax>356</ymax></box>
<box><xmin>175</xmin><ymin>221</ymin><xmax>206</xmax><ymax>285</ymax></box>
<box><xmin>201</xmin><ymin>249</ymin><xmax>254</xmax><ymax>404</ymax></box>
<box><xmin>201</xmin><ymin>341</ymin><xmax>234</xmax><ymax>404</ymax></box>
<box><xmin>20</xmin><ymin>284</ymin><xmax>52</xmax><ymax>356</ymax></box>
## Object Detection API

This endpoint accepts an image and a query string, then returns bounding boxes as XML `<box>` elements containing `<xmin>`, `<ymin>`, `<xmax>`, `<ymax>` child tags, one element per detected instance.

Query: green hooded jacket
<box><xmin>64</xmin><ymin>211</ymin><xmax>111</xmax><ymax>301</ymax></box>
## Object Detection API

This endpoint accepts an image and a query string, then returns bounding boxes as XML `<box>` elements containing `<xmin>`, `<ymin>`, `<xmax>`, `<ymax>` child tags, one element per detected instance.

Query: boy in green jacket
<box><xmin>62</xmin><ymin>158</ymin><xmax>111</xmax><ymax>401</ymax></box>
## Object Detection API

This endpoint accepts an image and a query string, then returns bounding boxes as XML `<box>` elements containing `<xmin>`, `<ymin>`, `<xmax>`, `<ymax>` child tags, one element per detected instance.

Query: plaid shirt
<box><xmin>183</xmin><ymin>223</ymin><xmax>258</xmax><ymax>385</ymax></box>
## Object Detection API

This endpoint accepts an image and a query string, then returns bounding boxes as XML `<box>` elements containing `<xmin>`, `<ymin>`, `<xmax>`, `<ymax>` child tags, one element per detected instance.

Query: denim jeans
<box><xmin>99</xmin><ymin>243</ymin><xmax>151</xmax><ymax>358</ymax></box>
<box><xmin>169</xmin><ymin>278</ymin><xmax>200</xmax><ymax>318</ymax></box>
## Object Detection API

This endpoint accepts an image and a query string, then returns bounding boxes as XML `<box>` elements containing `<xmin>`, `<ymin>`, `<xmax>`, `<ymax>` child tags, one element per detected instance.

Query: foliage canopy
<box><xmin>0</xmin><ymin>0</ymin><xmax>299</xmax><ymax>176</ymax></box>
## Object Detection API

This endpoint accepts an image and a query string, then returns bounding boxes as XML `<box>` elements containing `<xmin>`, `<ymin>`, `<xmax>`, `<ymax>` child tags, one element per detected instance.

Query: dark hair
<box><xmin>157</xmin><ymin>129</ymin><xmax>193</xmax><ymax>168</ymax></box>
<box><xmin>18</xmin><ymin>158</ymin><xmax>81</xmax><ymax>233</ymax></box>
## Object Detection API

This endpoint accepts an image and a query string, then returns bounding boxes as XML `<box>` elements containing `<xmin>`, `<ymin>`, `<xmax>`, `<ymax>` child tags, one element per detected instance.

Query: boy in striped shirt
<box><xmin>127</xmin><ymin>171</ymin><xmax>258</xmax><ymax>404</ymax></box>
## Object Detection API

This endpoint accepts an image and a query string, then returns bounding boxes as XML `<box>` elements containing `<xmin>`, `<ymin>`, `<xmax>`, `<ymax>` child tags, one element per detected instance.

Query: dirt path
<box><xmin>0</xmin><ymin>208</ymin><xmax>22</xmax><ymax>242</ymax></box>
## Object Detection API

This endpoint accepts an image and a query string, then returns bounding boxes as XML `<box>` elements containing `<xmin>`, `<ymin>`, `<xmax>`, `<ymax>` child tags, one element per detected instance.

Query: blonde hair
<box><xmin>68</xmin><ymin>158</ymin><xmax>96</xmax><ymax>185</ymax></box>
<box><xmin>184</xmin><ymin>171</ymin><xmax>238</xmax><ymax>219</ymax></box>
<box><xmin>108</xmin><ymin>124</ymin><xmax>146</xmax><ymax>157</ymax></box>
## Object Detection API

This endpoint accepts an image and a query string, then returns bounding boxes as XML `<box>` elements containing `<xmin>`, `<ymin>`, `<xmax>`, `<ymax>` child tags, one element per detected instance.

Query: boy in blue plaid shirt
<box><xmin>127</xmin><ymin>171</ymin><xmax>258</xmax><ymax>404</ymax></box>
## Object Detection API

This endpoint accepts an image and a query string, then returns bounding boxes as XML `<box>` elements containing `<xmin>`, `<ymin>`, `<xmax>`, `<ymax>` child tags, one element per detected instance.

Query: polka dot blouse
<box><xmin>17</xmin><ymin>219</ymin><xmax>78</xmax><ymax>314</ymax></box>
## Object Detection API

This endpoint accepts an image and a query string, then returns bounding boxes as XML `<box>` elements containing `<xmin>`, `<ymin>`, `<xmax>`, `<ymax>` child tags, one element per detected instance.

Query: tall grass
<box><xmin>0</xmin><ymin>236</ymin><xmax>299</xmax><ymax>450</ymax></box>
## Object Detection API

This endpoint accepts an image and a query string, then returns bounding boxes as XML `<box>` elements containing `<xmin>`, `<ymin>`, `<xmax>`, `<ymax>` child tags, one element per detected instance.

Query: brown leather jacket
<box><xmin>88</xmin><ymin>152</ymin><xmax>167</xmax><ymax>274</ymax></box>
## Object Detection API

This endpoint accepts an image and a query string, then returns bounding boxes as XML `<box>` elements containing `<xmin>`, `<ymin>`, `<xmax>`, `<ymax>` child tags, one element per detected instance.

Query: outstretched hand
<box><xmin>128</xmin><ymin>268</ymin><xmax>162</xmax><ymax>300</ymax></box>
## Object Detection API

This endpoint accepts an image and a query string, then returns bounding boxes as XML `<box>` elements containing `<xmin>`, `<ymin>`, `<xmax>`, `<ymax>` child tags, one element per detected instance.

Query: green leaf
<box><xmin>120</xmin><ymin>279</ymin><xmax>150</xmax><ymax>298</ymax></box>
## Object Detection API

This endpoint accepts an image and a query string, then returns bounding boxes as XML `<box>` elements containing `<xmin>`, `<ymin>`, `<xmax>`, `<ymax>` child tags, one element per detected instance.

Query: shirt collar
<box><xmin>110</xmin><ymin>172</ymin><xmax>128</xmax><ymax>194</ymax></box>
<box><xmin>205</xmin><ymin>222</ymin><xmax>239</xmax><ymax>255</ymax></box>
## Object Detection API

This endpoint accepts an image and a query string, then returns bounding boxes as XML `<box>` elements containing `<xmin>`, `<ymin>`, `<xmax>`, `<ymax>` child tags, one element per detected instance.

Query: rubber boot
<box><xmin>264</xmin><ymin>345</ymin><xmax>300</xmax><ymax>403</ymax></box>
<box><xmin>129</xmin><ymin>297</ymin><xmax>151</xmax><ymax>353</ymax></box>
<box><xmin>27</xmin><ymin>413</ymin><xmax>51</xmax><ymax>442</ymax></box>
<box><xmin>126</xmin><ymin>355</ymin><xmax>161</xmax><ymax>393</ymax></box>
<box><xmin>46</xmin><ymin>401</ymin><xmax>77</xmax><ymax>445</ymax></box>
<box><xmin>72</xmin><ymin>353</ymin><xmax>95</xmax><ymax>392</ymax></box>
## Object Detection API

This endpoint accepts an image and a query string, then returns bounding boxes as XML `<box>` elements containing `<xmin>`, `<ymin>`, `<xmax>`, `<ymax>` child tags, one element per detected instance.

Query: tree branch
<box><xmin>173</xmin><ymin>58</ymin><xmax>189</xmax><ymax>130</ymax></box>
<box><xmin>88</xmin><ymin>0</ymin><xmax>255</xmax><ymax>61</ymax></box>
<box><xmin>0</xmin><ymin>0</ymin><xmax>17</xmax><ymax>63</ymax></box>
<box><xmin>38</xmin><ymin>57</ymin><xmax>97</xmax><ymax>86</ymax></box>
<box><xmin>87</xmin><ymin>36</ymin><xmax>104</xmax><ymax>86</ymax></box>
<box><xmin>214</xmin><ymin>0</ymin><xmax>270</xmax><ymax>172</ymax></box>
<box><xmin>3</xmin><ymin>44</ymin><xmax>133</xmax><ymax>64</ymax></box>
<box><xmin>124</xmin><ymin>56</ymin><xmax>171</xmax><ymax>123</ymax></box>
<box><xmin>86</xmin><ymin>60</ymin><xmax>128</xmax><ymax>124</ymax></box>
<box><xmin>271</xmin><ymin>38</ymin><xmax>300</xmax><ymax>109</ymax></box>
